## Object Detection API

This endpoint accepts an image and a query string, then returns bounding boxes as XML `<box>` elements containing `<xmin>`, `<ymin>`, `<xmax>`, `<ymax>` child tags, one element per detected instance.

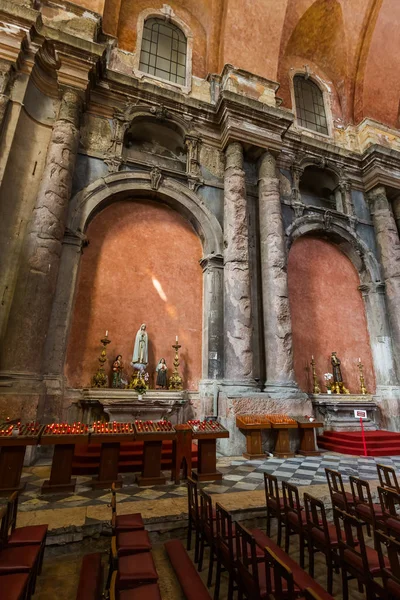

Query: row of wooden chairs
<box><xmin>0</xmin><ymin>491</ymin><xmax>48</xmax><ymax>600</ymax></box>
<box><xmin>106</xmin><ymin>483</ymin><xmax>161</xmax><ymax>600</ymax></box>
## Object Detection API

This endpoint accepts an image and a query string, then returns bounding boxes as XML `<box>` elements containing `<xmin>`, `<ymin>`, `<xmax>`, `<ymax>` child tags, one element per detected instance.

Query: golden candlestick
<box><xmin>358</xmin><ymin>360</ymin><xmax>368</xmax><ymax>395</ymax></box>
<box><xmin>91</xmin><ymin>335</ymin><xmax>111</xmax><ymax>388</ymax></box>
<box><xmin>169</xmin><ymin>342</ymin><xmax>183</xmax><ymax>391</ymax></box>
<box><xmin>310</xmin><ymin>357</ymin><xmax>321</xmax><ymax>395</ymax></box>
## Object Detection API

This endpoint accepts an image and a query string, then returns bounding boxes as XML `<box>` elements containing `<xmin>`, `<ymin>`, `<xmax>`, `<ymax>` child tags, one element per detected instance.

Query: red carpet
<box><xmin>317</xmin><ymin>430</ymin><xmax>400</xmax><ymax>456</ymax></box>
<box><xmin>72</xmin><ymin>440</ymin><xmax>198</xmax><ymax>475</ymax></box>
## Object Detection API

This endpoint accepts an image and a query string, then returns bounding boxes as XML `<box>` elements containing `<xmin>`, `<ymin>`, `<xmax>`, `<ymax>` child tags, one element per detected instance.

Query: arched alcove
<box><xmin>288</xmin><ymin>236</ymin><xmax>376</xmax><ymax>394</ymax></box>
<box><xmin>300</xmin><ymin>165</ymin><xmax>341</xmax><ymax>211</ymax></box>
<box><xmin>65</xmin><ymin>199</ymin><xmax>203</xmax><ymax>390</ymax></box>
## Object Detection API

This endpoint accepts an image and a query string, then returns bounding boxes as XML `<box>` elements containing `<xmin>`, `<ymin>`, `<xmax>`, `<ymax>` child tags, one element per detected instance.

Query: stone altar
<box><xmin>311</xmin><ymin>394</ymin><xmax>378</xmax><ymax>431</ymax></box>
<box><xmin>76</xmin><ymin>389</ymin><xmax>190</xmax><ymax>424</ymax></box>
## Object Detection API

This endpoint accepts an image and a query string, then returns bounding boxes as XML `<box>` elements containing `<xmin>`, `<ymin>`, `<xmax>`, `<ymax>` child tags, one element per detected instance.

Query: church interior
<box><xmin>1</xmin><ymin>0</ymin><xmax>400</xmax><ymax>598</ymax></box>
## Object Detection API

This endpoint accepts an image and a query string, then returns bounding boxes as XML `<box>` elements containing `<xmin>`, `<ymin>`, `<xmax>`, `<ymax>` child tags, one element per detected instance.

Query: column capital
<box><xmin>367</xmin><ymin>185</ymin><xmax>390</xmax><ymax>213</ymax></box>
<box><xmin>258</xmin><ymin>150</ymin><xmax>277</xmax><ymax>180</ymax></box>
<box><xmin>200</xmin><ymin>254</ymin><xmax>224</xmax><ymax>272</ymax></box>
<box><xmin>225</xmin><ymin>141</ymin><xmax>243</xmax><ymax>170</ymax></box>
<box><xmin>63</xmin><ymin>228</ymin><xmax>88</xmax><ymax>251</ymax></box>
<box><xmin>359</xmin><ymin>281</ymin><xmax>386</xmax><ymax>297</ymax></box>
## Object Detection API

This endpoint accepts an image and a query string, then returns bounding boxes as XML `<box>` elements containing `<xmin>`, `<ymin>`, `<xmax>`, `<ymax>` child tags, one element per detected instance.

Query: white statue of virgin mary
<box><xmin>131</xmin><ymin>324</ymin><xmax>148</xmax><ymax>370</ymax></box>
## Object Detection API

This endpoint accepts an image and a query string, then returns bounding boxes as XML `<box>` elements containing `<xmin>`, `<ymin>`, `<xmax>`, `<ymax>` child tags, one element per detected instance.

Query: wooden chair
<box><xmin>349</xmin><ymin>476</ymin><xmax>384</xmax><ymax>536</ymax></box>
<box><xmin>234</xmin><ymin>521</ymin><xmax>264</xmax><ymax>600</ymax></box>
<box><xmin>333</xmin><ymin>507</ymin><xmax>387</xmax><ymax>600</ymax></box>
<box><xmin>109</xmin><ymin>570</ymin><xmax>162</xmax><ymax>600</ymax></box>
<box><xmin>264</xmin><ymin>473</ymin><xmax>285</xmax><ymax>546</ymax></box>
<box><xmin>375</xmin><ymin>529</ymin><xmax>400</xmax><ymax>600</ymax></box>
<box><xmin>214</xmin><ymin>503</ymin><xmax>236</xmax><ymax>600</ymax></box>
<box><xmin>187</xmin><ymin>477</ymin><xmax>201</xmax><ymax>563</ymax></box>
<box><xmin>325</xmin><ymin>468</ymin><xmax>354</xmax><ymax>512</ymax></box>
<box><xmin>3</xmin><ymin>492</ymin><xmax>48</xmax><ymax>574</ymax></box>
<box><xmin>111</xmin><ymin>483</ymin><xmax>144</xmax><ymax>533</ymax></box>
<box><xmin>105</xmin><ymin>536</ymin><xmax>158</xmax><ymax>592</ymax></box>
<box><xmin>282</xmin><ymin>481</ymin><xmax>307</xmax><ymax>568</ymax></box>
<box><xmin>264</xmin><ymin>547</ymin><xmax>298</xmax><ymax>600</ymax></box>
<box><xmin>198</xmin><ymin>489</ymin><xmax>215</xmax><ymax>586</ymax></box>
<box><xmin>378</xmin><ymin>485</ymin><xmax>400</xmax><ymax>541</ymax></box>
<box><xmin>377</xmin><ymin>464</ymin><xmax>400</xmax><ymax>492</ymax></box>
<box><xmin>304</xmin><ymin>492</ymin><xmax>339</xmax><ymax>595</ymax></box>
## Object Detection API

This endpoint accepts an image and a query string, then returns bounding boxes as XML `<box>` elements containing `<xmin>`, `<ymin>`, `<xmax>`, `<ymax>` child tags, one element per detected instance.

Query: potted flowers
<box><xmin>324</xmin><ymin>373</ymin><xmax>333</xmax><ymax>394</ymax></box>
<box><xmin>129</xmin><ymin>371</ymin><xmax>149</xmax><ymax>400</ymax></box>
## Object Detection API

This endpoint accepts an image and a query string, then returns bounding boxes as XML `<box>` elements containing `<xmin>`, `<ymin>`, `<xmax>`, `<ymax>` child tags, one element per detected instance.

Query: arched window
<box><xmin>293</xmin><ymin>75</ymin><xmax>328</xmax><ymax>135</ymax></box>
<box><xmin>139</xmin><ymin>18</ymin><xmax>187</xmax><ymax>86</ymax></box>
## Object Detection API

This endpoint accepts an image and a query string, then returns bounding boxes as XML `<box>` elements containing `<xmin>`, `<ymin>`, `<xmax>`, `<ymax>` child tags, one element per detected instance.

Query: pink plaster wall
<box><xmin>65</xmin><ymin>200</ymin><xmax>203</xmax><ymax>390</ymax></box>
<box><xmin>288</xmin><ymin>237</ymin><xmax>376</xmax><ymax>394</ymax></box>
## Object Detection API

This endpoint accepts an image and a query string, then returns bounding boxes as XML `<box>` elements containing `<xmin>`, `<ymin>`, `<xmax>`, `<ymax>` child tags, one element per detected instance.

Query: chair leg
<box><xmin>266</xmin><ymin>507</ymin><xmax>271</xmax><ymax>537</ymax></box>
<box><xmin>299</xmin><ymin>533</ymin><xmax>305</xmax><ymax>569</ymax></box>
<box><xmin>194</xmin><ymin>527</ymin><xmax>200</xmax><ymax>563</ymax></box>
<box><xmin>327</xmin><ymin>553</ymin><xmax>333</xmax><ymax>595</ymax></box>
<box><xmin>214</xmin><ymin>556</ymin><xmax>222</xmax><ymax>600</ymax></box>
<box><xmin>277</xmin><ymin>517</ymin><xmax>282</xmax><ymax>547</ymax></box>
<box><xmin>198</xmin><ymin>531</ymin><xmax>205</xmax><ymax>572</ymax></box>
<box><xmin>308</xmin><ymin>544</ymin><xmax>314</xmax><ymax>577</ymax></box>
<box><xmin>187</xmin><ymin>517</ymin><xmax>192</xmax><ymax>551</ymax></box>
<box><xmin>207</xmin><ymin>545</ymin><xmax>215</xmax><ymax>588</ymax></box>
<box><xmin>284</xmin><ymin>523</ymin><xmax>290</xmax><ymax>554</ymax></box>
<box><xmin>228</xmin><ymin>572</ymin><xmax>234</xmax><ymax>600</ymax></box>
<box><xmin>342</xmin><ymin>568</ymin><xmax>349</xmax><ymax>600</ymax></box>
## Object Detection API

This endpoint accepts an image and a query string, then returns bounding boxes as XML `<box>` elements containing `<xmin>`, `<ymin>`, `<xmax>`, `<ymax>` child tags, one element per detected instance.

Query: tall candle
<box><xmin>311</xmin><ymin>355</ymin><xmax>314</xmax><ymax>360</ymax></box>
<box><xmin>106</xmin><ymin>330</ymin><xmax>108</xmax><ymax>337</ymax></box>
<box><xmin>359</xmin><ymin>357</ymin><xmax>361</xmax><ymax>363</ymax></box>
<box><xmin>176</xmin><ymin>335</ymin><xmax>178</xmax><ymax>342</ymax></box>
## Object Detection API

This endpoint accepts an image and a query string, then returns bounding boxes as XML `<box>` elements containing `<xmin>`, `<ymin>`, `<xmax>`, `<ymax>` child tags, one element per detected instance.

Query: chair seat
<box><xmin>115</xmin><ymin>513</ymin><xmax>145</xmax><ymax>532</ymax></box>
<box><xmin>287</xmin><ymin>510</ymin><xmax>307</xmax><ymax>528</ymax></box>
<box><xmin>332</xmin><ymin>491</ymin><xmax>354</xmax><ymax>508</ymax></box>
<box><xmin>267</xmin><ymin>497</ymin><xmax>285</xmax><ymax>512</ymax></box>
<box><xmin>343</xmin><ymin>545</ymin><xmax>388</xmax><ymax>576</ymax></box>
<box><xmin>8</xmin><ymin>525</ymin><xmax>48</xmax><ymax>546</ymax></box>
<box><xmin>119</xmin><ymin>584</ymin><xmax>161</xmax><ymax>600</ymax></box>
<box><xmin>0</xmin><ymin>545</ymin><xmax>40</xmax><ymax>572</ymax></box>
<box><xmin>311</xmin><ymin>524</ymin><xmax>340</xmax><ymax>547</ymax></box>
<box><xmin>117</xmin><ymin>530</ymin><xmax>152</xmax><ymax>556</ymax></box>
<box><xmin>386</xmin><ymin>517</ymin><xmax>400</xmax><ymax>538</ymax></box>
<box><xmin>356</xmin><ymin>503</ymin><xmax>384</xmax><ymax>520</ymax></box>
<box><xmin>0</xmin><ymin>573</ymin><xmax>29</xmax><ymax>600</ymax></box>
<box><xmin>118</xmin><ymin>552</ymin><xmax>158</xmax><ymax>589</ymax></box>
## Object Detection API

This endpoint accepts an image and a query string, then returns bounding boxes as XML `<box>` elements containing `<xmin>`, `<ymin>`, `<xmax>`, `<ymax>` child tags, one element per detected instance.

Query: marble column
<box><xmin>258</xmin><ymin>151</ymin><xmax>299</xmax><ymax>396</ymax></box>
<box><xmin>1</xmin><ymin>89</ymin><xmax>82</xmax><ymax>374</ymax></box>
<box><xmin>200</xmin><ymin>254</ymin><xmax>224</xmax><ymax>381</ymax></box>
<box><xmin>223</xmin><ymin>142</ymin><xmax>256</xmax><ymax>389</ymax></box>
<box><xmin>368</xmin><ymin>185</ymin><xmax>400</xmax><ymax>377</ymax></box>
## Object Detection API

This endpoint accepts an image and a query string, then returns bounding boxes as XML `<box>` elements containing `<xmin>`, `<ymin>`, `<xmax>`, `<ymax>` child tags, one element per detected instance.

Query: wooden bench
<box><xmin>165</xmin><ymin>539</ymin><xmax>211</xmax><ymax>600</ymax></box>
<box><xmin>252</xmin><ymin>529</ymin><xmax>334</xmax><ymax>600</ymax></box>
<box><xmin>76</xmin><ymin>553</ymin><xmax>103</xmax><ymax>600</ymax></box>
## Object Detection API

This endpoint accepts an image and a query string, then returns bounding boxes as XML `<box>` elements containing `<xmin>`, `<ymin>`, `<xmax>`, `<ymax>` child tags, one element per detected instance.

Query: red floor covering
<box><xmin>317</xmin><ymin>430</ymin><xmax>400</xmax><ymax>456</ymax></box>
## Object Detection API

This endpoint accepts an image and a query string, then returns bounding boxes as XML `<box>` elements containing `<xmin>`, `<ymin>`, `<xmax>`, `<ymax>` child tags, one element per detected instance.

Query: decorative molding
<box><xmin>150</xmin><ymin>167</ymin><xmax>163</xmax><ymax>190</ymax></box>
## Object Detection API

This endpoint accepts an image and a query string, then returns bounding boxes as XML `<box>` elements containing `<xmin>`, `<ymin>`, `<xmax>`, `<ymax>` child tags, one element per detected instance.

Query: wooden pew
<box><xmin>165</xmin><ymin>539</ymin><xmax>211</xmax><ymax>600</ymax></box>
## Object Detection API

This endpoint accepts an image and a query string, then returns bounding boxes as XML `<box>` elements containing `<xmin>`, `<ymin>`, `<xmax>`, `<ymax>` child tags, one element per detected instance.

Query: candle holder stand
<box><xmin>169</xmin><ymin>343</ymin><xmax>183</xmax><ymax>391</ymax></box>
<box><xmin>358</xmin><ymin>361</ymin><xmax>368</xmax><ymax>395</ymax></box>
<box><xmin>91</xmin><ymin>336</ymin><xmax>111</xmax><ymax>388</ymax></box>
<box><xmin>311</xmin><ymin>358</ymin><xmax>321</xmax><ymax>395</ymax></box>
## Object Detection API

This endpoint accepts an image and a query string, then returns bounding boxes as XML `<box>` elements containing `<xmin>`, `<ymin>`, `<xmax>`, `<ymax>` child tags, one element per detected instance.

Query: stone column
<box><xmin>200</xmin><ymin>254</ymin><xmax>224</xmax><ymax>381</ymax></box>
<box><xmin>0</xmin><ymin>60</ymin><xmax>12</xmax><ymax>133</ymax></box>
<box><xmin>1</xmin><ymin>89</ymin><xmax>82</xmax><ymax>374</ymax></box>
<box><xmin>393</xmin><ymin>196</ymin><xmax>400</xmax><ymax>238</ymax></box>
<box><xmin>368</xmin><ymin>185</ymin><xmax>400</xmax><ymax>377</ymax></box>
<box><xmin>223</xmin><ymin>142</ymin><xmax>256</xmax><ymax>389</ymax></box>
<box><xmin>258</xmin><ymin>151</ymin><xmax>299</xmax><ymax>396</ymax></box>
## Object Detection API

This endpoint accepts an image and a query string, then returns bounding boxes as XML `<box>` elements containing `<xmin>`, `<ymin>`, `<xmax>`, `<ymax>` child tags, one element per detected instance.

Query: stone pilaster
<box><xmin>339</xmin><ymin>179</ymin><xmax>355</xmax><ymax>217</ymax></box>
<box><xmin>368</xmin><ymin>185</ymin><xmax>400</xmax><ymax>377</ymax></box>
<box><xmin>223</xmin><ymin>142</ymin><xmax>256</xmax><ymax>390</ymax></box>
<box><xmin>393</xmin><ymin>196</ymin><xmax>400</xmax><ymax>238</ymax></box>
<box><xmin>1</xmin><ymin>89</ymin><xmax>82</xmax><ymax>375</ymax></box>
<box><xmin>258</xmin><ymin>151</ymin><xmax>300</xmax><ymax>397</ymax></box>
<box><xmin>0</xmin><ymin>60</ymin><xmax>12</xmax><ymax>133</ymax></box>
<box><xmin>200</xmin><ymin>254</ymin><xmax>224</xmax><ymax>382</ymax></box>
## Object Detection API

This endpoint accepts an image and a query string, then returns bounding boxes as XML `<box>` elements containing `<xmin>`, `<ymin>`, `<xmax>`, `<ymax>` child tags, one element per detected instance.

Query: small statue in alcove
<box><xmin>331</xmin><ymin>352</ymin><xmax>350</xmax><ymax>394</ymax></box>
<box><xmin>112</xmin><ymin>355</ymin><xmax>124</xmax><ymax>388</ymax></box>
<box><xmin>155</xmin><ymin>358</ymin><xmax>168</xmax><ymax>389</ymax></box>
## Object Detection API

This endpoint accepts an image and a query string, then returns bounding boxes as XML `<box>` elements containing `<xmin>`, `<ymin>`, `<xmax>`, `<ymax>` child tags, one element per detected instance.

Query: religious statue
<box><xmin>330</xmin><ymin>352</ymin><xmax>350</xmax><ymax>394</ymax></box>
<box><xmin>131</xmin><ymin>324</ymin><xmax>148</xmax><ymax>371</ymax></box>
<box><xmin>111</xmin><ymin>355</ymin><xmax>123</xmax><ymax>388</ymax></box>
<box><xmin>156</xmin><ymin>358</ymin><xmax>168</xmax><ymax>389</ymax></box>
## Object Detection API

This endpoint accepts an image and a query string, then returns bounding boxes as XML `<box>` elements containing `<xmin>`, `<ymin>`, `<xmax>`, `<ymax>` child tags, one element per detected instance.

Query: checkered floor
<box><xmin>7</xmin><ymin>452</ymin><xmax>400</xmax><ymax>512</ymax></box>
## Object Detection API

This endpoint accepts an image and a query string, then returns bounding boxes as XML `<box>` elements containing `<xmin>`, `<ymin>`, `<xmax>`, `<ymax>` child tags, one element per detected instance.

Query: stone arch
<box><xmin>286</xmin><ymin>214</ymin><xmax>381</xmax><ymax>285</ymax></box>
<box><xmin>68</xmin><ymin>171</ymin><xmax>223</xmax><ymax>256</ymax></box>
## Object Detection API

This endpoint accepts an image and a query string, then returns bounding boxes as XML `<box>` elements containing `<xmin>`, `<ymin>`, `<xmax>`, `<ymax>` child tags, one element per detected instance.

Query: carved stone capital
<box><xmin>150</xmin><ymin>167</ymin><xmax>163</xmax><ymax>190</ymax></box>
<box><xmin>367</xmin><ymin>185</ymin><xmax>390</xmax><ymax>214</ymax></box>
<box><xmin>258</xmin><ymin>151</ymin><xmax>277</xmax><ymax>180</ymax></box>
<box><xmin>187</xmin><ymin>176</ymin><xmax>203</xmax><ymax>192</ymax></box>
<box><xmin>63</xmin><ymin>228</ymin><xmax>88</xmax><ymax>251</ymax></box>
<box><xmin>200</xmin><ymin>254</ymin><xmax>224</xmax><ymax>272</ymax></box>
<box><xmin>104</xmin><ymin>157</ymin><xmax>122</xmax><ymax>173</ymax></box>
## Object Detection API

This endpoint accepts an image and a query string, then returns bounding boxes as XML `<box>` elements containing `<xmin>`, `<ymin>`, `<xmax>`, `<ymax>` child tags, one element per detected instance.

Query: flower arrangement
<box><xmin>324</xmin><ymin>373</ymin><xmax>333</xmax><ymax>392</ymax></box>
<box><xmin>129</xmin><ymin>371</ymin><xmax>149</xmax><ymax>395</ymax></box>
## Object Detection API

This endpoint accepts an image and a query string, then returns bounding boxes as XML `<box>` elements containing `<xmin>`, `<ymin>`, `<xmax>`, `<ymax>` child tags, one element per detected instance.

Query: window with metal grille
<box><xmin>139</xmin><ymin>18</ymin><xmax>187</xmax><ymax>86</ymax></box>
<box><xmin>294</xmin><ymin>75</ymin><xmax>328</xmax><ymax>135</ymax></box>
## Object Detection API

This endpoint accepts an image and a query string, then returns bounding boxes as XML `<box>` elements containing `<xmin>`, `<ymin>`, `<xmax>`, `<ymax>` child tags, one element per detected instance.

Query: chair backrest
<box><xmin>333</xmin><ymin>507</ymin><xmax>368</xmax><ymax>573</ymax></box>
<box><xmin>325</xmin><ymin>468</ymin><xmax>349</xmax><ymax>510</ymax></box>
<box><xmin>349</xmin><ymin>476</ymin><xmax>375</xmax><ymax>524</ymax></box>
<box><xmin>6</xmin><ymin>491</ymin><xmax>18</xmax><ymax>534</ymax></box>
<box><xmin>377</xmin><ymin>463</ymin><xmax>400</xmax><ymax>492</ymax></box>
<box><xmin>215</xmin><ymin>503</ymin><xmax>235</xmax><ymax>563</ymax></box>
<box><xmin>375</xmin><ymin>529</ymin><xmax>400</xmax><ymax>595</ymax></box>
<box><xmin>304</xmin><ymin>492</ymin><xmax>330</xmax><ymax>548</ymax></box>
<box><xmin>235</xmin><ymin>521</ymin><xmax>261</xmax><ymax>599</ymax></box>
<box><xmin>264</xmin><ymin>547</ymin><xmax>296</xmax><ymax>599</ymax></box>
<box><xmin>378</xmin><ymin>485</ymin><xmax>400</xmax><ymax>519</ymax></box>
<box><xmin>187</xmin><ymin>477</ymin><xmax>199</xmax><ymax>523</ymax></box>
<box><xmin>0</xmin><ymin>507</ymin><xmax>8</xmax><ymax>548</ymax></box>
<box><xmin>282</xmin><ymin>481</ymin><xmax>303</xmax><ymax>525</ymax></box>
<box><xmin>199</xmin><ymin>489</ymin><xmax>213</xmax><ymax>537</ymax></box>
<box><xmin>264</xmin><ymin>473</ymin><xmax>281</xmax><ymax>509</ymax></box>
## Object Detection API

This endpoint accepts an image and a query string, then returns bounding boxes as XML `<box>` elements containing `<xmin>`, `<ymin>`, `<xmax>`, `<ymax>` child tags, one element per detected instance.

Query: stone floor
<box><xmin>10</xmin><ymin>451</ymin><xmax>400</xmax><ymax>513</ymax></box>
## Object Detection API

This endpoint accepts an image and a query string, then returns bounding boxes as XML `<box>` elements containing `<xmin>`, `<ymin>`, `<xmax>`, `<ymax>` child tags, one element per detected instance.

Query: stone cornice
<box><xmin>360</xmin><ymin>144</ymin><xmax>400</xmax><ymax>192</ymax></box>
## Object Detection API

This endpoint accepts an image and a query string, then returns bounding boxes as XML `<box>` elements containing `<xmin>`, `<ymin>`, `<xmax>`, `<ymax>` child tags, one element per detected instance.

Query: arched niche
<box><xmin>300</xmin><ymin>165</ymin><xmax>342</xmax><ymax>212</ymax></box>
<box><xmin>123</xmin><ymin>116</ymin><xmax>187</xmax><ymax>172</ymax></box>
<box><xmin>288</xmin><ymin>235</ymin><xmax>376</xmax><ymax>395</ymax></box>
